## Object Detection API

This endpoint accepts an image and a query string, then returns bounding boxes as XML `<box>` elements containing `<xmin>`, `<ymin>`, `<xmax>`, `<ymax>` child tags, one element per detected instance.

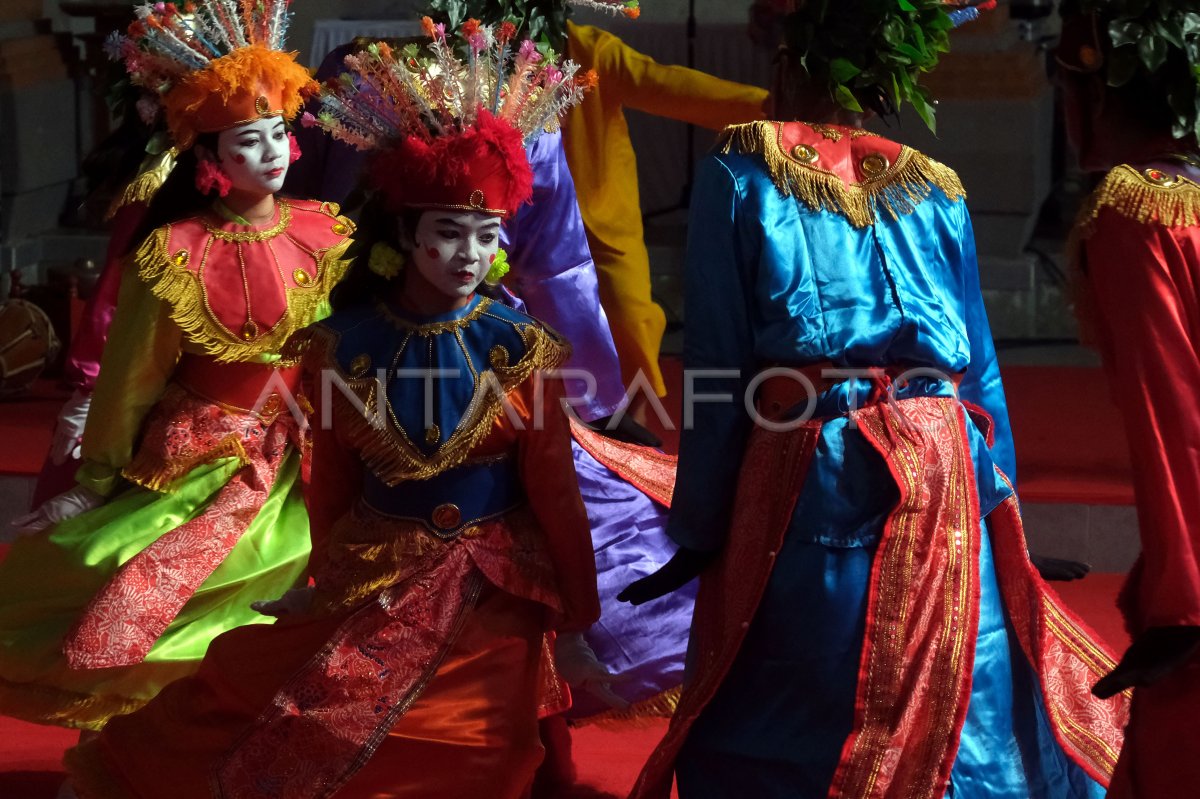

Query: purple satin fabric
<box><xmin>566</xmin><ymin>440</ymin><xmax>694</xmax><ymax>719</ymax></box>
<box><xmin>500</xmin><ymin>132</ymin><xmax>627</xmax><ymax>421</ymax></box>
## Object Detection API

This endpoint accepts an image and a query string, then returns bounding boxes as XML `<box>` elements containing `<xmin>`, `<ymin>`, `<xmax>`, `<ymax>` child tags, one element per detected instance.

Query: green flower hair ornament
<box><xmin>1077</xmin><ymin>0</ymin><xmax>1200</xmax><ymax>141</ymax></box>
<box><xmin>486</xmin><ymin>247</ymin><xmax>511</xmax><ymax>284</ymax></box>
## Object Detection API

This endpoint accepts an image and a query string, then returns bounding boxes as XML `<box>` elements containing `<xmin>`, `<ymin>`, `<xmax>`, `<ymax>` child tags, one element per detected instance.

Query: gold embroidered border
<box><xmin>575</xmin><ymin>685</ymin><xmax>682</xmax><ymax>728</ymax></box>
<box><xmin>377</xmin><ymin>297</ymin><xmax>493</xmax><ymax>335</ymax></box>
<box><xmin>308</xmin><ymin>318</ymin><xmax>570</xmax><ymax>485</ymax></box>
<box><xmin>836</xmin><ymin>400</ymin><xmax>975</xmax><ymax>799</ymax></box>
<box><xmin>718</xmin><ymin>121</ymin><xmax>965</xmax><ymax>229</ymax></box>
<box><xmin>1083</xmin><ymin>163</ymin><xmax>1200</xmax><ymax>229</ymax></box>
<box><xmin>135</xmin><ymin>210</ymin><xmax>353</xmax><ymax>363</ymax></box>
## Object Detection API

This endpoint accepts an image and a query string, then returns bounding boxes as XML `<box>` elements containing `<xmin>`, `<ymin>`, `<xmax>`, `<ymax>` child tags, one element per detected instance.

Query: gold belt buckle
<box><xmin>431</xmin><ymin>503</ymin><xmax>462</xmax><ymax>532</ymax></box>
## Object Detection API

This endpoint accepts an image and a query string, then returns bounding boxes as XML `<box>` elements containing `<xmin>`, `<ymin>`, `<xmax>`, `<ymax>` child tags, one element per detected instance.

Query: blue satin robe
<box><xmin>669</xmin><ymin>149</ymin><xmax>1104</xmax><ymax>798</ymax></box>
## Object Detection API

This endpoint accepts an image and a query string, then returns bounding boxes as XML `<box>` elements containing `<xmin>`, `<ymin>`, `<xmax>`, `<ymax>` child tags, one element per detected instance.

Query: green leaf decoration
<box><xmin>1082</xmin><ymin>0</ymin><xmax>1200</xmax><ymax>143</ymax></box>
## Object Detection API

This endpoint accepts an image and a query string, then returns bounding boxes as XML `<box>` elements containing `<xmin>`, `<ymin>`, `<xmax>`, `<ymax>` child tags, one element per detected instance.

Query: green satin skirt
<box><xmin>0</xmin><ymin>451</ymin><xmax>308</xmax><ymax>730</ymax></box>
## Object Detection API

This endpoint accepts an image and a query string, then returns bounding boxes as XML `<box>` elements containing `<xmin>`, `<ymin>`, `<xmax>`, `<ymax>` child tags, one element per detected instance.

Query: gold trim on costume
<box><xmin>106</xmin><ymin>147</ymin><xmax>179</xmax><ymax>220</ymax></box>
<box><xmin>305</xmin><ymin>314</ymin><xmax>570</xmax><ymax>485</ymax></box>
<box><xmin>1082</xmin><ymin>162</ymin><xmax>1200</xmax><ymax>229</ymax></box>
<box><xmin>718</xmin><ymin>121</ymin><xmax>966</xmax><ymax>229</ymax></box>
<box><xmin>377</xmin><ymin>297</ymin><xmax>494</xmax><ymax>335</ymax></box>
<box><xmin>134</xmin><ymin>201</ymin><xmax>354</xmax><ymax>363</ymax></box>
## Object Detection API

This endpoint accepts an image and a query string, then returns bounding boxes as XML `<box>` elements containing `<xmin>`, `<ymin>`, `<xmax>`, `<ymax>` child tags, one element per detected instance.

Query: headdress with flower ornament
<box><xmin>107</xmin><ymin>0</ymin><xmax>316</xmax><ymax>150</ymax></box>
<box><xmin>425</xmin><ymin>0</ymin><xmax>641</xmax><ymax>50</ymax></box>
<box><xmin>752</xmin><ymin>0</ymin><xmax>995</xmax><ymax>132</ymax></box>
<box><xmin>304</xmin><ymin>19</ymin><xmax>595</xmax><ymax>219</ymax></box>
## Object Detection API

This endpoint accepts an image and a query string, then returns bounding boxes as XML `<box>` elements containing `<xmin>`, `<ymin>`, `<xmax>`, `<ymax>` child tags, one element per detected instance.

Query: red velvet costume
<box><xmin>1077</xmin><ymin>161</ymin><xmax>1200</xmax><ymax>795</ymax></box>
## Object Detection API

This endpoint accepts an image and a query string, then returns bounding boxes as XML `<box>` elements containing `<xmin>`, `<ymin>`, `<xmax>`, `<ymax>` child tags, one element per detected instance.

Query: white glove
<box><xmin>50</xmin><ymin>390</ymin><xmax>92</xmax><ymax>466</ymax></box>
<box><xmin>251</xmin><ymin>586</ymin><xmax>315</xmax><ymax>618</ymax></box>
<box><xmin>555</xmin><ymin>631</ymin><xmax>631</xmax><ymax>710</ymax></box>
<box><xmin>7</xmin><ymin>484</ymin><xmax>104</xmax><ymax>539</ymax></box>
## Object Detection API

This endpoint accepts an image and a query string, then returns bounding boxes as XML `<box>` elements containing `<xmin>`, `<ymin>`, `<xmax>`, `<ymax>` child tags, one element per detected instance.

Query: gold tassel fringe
<box><xmin>719</xmin><ymin>121</ymin><xmax>965</xmax><ymax>229</ymax></box>
<box><xmin>1082</xmin><ymin>163</ymin><xmax>1200</xmax><ymax>229</ymax></box>
<box><xmin>134</xmin><ymin>219</ymin><xmax>354</xmax><ymax>364</ymax></box>
<box><xmin>572</xmin><ymin>685</ymin><xmax>682</xmax><ymax>729</ymax></box>
<box><xmin>312</xmin><ymin>317</ymin><xmax>571</xmax><ymax>485</ymax></box>
<box><xmin>106</xmin><ymin>147</ymin><xmax>179</xmax><ymax>220</ymax></box>
<box><xmin>122</xmin><ymin>433</ymin><xmax>250</xmax><ymax>493</ymax></box>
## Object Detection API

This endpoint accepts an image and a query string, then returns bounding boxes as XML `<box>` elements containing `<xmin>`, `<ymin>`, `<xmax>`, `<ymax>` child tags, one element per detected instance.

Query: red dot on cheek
<box><xmin>426</xmin><ymin>248</ymin><xmax>440</xmax><ymax>260</ymax></box>
<box><xmin>489</xmin><ymin>254</ymin><xmax>496</xmax><ymax>264</ymax></box>
<box><xmin>233</xmin><ymin>154</ymin><xmax>246</xmax><ymax>165</ymax></box>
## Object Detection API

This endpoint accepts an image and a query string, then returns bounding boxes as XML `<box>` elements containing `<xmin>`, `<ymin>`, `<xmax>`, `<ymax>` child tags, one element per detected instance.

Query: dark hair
<box><xmin>330</xmin><ymin>198</ymin><xmax>421</xmax><ymax>311</ymax></box>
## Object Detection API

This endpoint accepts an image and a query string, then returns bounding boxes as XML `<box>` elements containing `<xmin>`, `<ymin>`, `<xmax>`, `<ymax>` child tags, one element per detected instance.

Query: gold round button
<box><xmin>241</xmin><ymin>321</ymin><xmax>259</xmax><ymax>341</ymax></box>
<box><xmin>425</xmin><ymin>424</ymin><xmax>441</xmax><ymax>446</ymax></box>
<box><xmin>255</xmin><ymin>95</ymin><xmax>270</xmax><ymax>116</ymax></box>
<box><xmin>860</xmin><ymin>153</ymin><xmax>890</xmax><ymax>177</ymax></box>
<box><xmin>293</xmin><ymin>268</ymin><xmax>312</xmax><ymax>286</ymax></box>
<box><xmin>791</xmin><ymin>143</ymin><xmax>819</xmax><ymax>164</ymax></box>
<box><xmin>1143</xmin><ymin>168</ymin><xmax>1177</xmax><ymax>187</ymax></box>
<box><xmin>432</xmin><ymin>503</ymin><xmax>462</xmax><ymax>531</ymax></box>
<box><xmin>172</xmin><ymin>249</ymin><xmax>189</xmax><ymax>267</ymax></box>
<box><xmin>332</xmin><ymin>222</ymin><xmax>349</xmax><ymax>235</ymax></box>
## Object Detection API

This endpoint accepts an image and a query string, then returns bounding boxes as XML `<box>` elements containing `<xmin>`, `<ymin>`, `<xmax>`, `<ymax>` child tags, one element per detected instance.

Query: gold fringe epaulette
<box><xmin>719</xmin><ymin>121</ymin><xmax>965</xmax><ymax>229</ymax></box>
<box><xmin>105</xmin><ymin>147</ymin><xmax>179</xmax><ymax>220</ymax></box>
<box><xmin>311</xmin><ymin>313</ymin><xmax>571</xmax><ymax>485</ymax></box>
<box><xmin>134</xmin><ymin>207</ymin><xmax>354</xmax><ymax>364</ymax></box>
<box><xmin>1083</xmin><ymin>163</ymin><xmax>1200</xmax><ymax>229</ymax></box>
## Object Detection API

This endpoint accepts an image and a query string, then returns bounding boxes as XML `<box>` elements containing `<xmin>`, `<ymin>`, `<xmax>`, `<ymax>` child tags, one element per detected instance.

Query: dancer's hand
<box><xmin>555</xmin><ymin>632</ymin><xmax>631</xmax><ymax>710</ymax></box>
<box><xmin>1030</xmin><ymin>552</ymin><xmax>1091</xmax><ymax>582</ymax></box>
<box><xmin>617</xmin><ymin>547</ymin><xmax>715</xmax><ymax>606</ymax></box>
<box><xmin>1092</xmin><ymin>625</ymin><xmax>1200</xmax><ymax>699</ymax></box>
<box><xmin>251</xmin><ymin>586</ymin><xmax>315</xmax><ymax>618</ymax></box>
<box><xmin>7</xmin><ymin>485</ymin><xmax>103</xmax><ymax>539</ymax></box>
<box><xmin>50</xmin><ymin>390</ymin><xmax>92</xmax><ymax>465</ymax></box>
<box><xmin>587</xmin><ymin>414</ymin><xmax>662</xmax><ymax>448</ymax></box>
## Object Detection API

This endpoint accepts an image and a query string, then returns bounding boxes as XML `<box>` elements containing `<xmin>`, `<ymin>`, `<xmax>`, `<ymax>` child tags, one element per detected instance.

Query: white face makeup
<box><xmin>409</xmin><ymin>211</ymin><xmax>502</xmax><ymax>300</ymax></box>
<box><xmin>215</xmin><ymin>116</ymin><xmax>290</xmax><ymax>196</ymax></box>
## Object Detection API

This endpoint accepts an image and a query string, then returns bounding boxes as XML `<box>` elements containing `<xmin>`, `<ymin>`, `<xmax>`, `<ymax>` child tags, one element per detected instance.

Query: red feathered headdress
<box><xmin>369</xmin><ymin>110</ymin><xmax>533</xmax><ymax>219</ymax></box>
<box><xmin>306</xmin><ymin>24</ymin><xmax>594</xmax><ymax>221</ymax></box>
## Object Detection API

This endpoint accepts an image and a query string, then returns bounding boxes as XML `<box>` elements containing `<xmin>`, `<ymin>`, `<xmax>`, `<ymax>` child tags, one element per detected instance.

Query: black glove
<box><xmin>617</xmin><ymin>547</ymin><xmax>716</xmax><ymax>606</ymax></box>
<box><xmin>1030</xmin><ymin>553</ymin><xmax>1091</xmax><ymax>582</ymax></box>
<box><xmin>587</xmin><ymin>413</ymin><xmax>662</xmax><ymax>448</ymax></box>
<box><xmin>1092</xmin><ymin>625</ymin><xmax>1200</xmax><ymax>699</ymax></box>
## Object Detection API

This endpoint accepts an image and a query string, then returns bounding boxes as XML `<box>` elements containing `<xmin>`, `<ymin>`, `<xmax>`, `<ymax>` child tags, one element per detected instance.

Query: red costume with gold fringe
<box><xmin>1076</xmin><ymin>160</ymin><xmax>1200</xmax><ymax>797</ymax></box>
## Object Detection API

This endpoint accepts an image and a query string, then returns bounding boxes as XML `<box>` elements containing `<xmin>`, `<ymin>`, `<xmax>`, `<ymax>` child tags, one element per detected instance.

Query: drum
<box><xmin>0</xmin><ymin>298</ymin><xmax>61</xmax><ymax>397</ymax></box>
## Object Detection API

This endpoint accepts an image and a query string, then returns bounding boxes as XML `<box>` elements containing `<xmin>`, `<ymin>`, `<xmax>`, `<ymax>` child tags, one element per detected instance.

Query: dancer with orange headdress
<box><xmin>0</xmin><ymin>0</ymin><xmax>352</xmax><ymax>731</ymax></box>
<box><xmin>64</xmin><ymin>23</ymin><xmax>600</xmax><ymax>799</ymax></box>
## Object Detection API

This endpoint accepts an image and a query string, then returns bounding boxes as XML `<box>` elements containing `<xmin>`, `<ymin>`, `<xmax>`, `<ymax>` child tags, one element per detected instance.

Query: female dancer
<box><xmin>0</xmin><ymin>0</ymin><xmax>352</xmax><ymax>729</ymax></box>
<box><xmin>65</xmin><ymin>25</ymin><xmax>600</xmax><ymax>799</ymax></box>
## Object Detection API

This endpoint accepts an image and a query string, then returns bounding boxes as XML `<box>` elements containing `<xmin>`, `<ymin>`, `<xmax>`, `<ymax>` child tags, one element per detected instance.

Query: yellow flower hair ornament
<box><xmin>485</xmin><ymin>248</ymin><xmax>510</xmax><ymax>285</ymax></box>
<box><xmin>368</xmin><ymin>241</ymin><xmax>405</xmax><ymax>279</ymax></box>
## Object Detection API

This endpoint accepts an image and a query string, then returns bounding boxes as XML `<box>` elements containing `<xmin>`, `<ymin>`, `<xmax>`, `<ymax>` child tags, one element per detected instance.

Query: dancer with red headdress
<box><xmin>65</xmin><ymin>24</ymin><xmax>600</xmax><ymax>799</ymax></box>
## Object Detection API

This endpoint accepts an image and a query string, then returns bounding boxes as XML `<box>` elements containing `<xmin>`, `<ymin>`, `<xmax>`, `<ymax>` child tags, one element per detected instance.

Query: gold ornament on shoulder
<box><xmin>860</xmin><ymin>153</ymin><xmax>890</xmax><ymax>178</ymax></box>
<box><xmin>791</xmin><ymin>143</ymin><xmax>819</xmax><ymax>164</ymax></box>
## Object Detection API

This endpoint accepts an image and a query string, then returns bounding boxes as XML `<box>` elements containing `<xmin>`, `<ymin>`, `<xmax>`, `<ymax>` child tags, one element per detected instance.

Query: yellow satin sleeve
<box><xmin>77</xmin><ymin>261</ymin><xmax>182</xmax><ymax>496</ymax></box>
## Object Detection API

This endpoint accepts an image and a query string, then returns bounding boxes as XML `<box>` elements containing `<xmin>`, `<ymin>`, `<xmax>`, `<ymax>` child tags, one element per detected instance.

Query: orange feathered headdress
<box><xmin>112</xmin><ymin>1</ymin><xmax>316</xmax><ymax>149</ymax></box>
